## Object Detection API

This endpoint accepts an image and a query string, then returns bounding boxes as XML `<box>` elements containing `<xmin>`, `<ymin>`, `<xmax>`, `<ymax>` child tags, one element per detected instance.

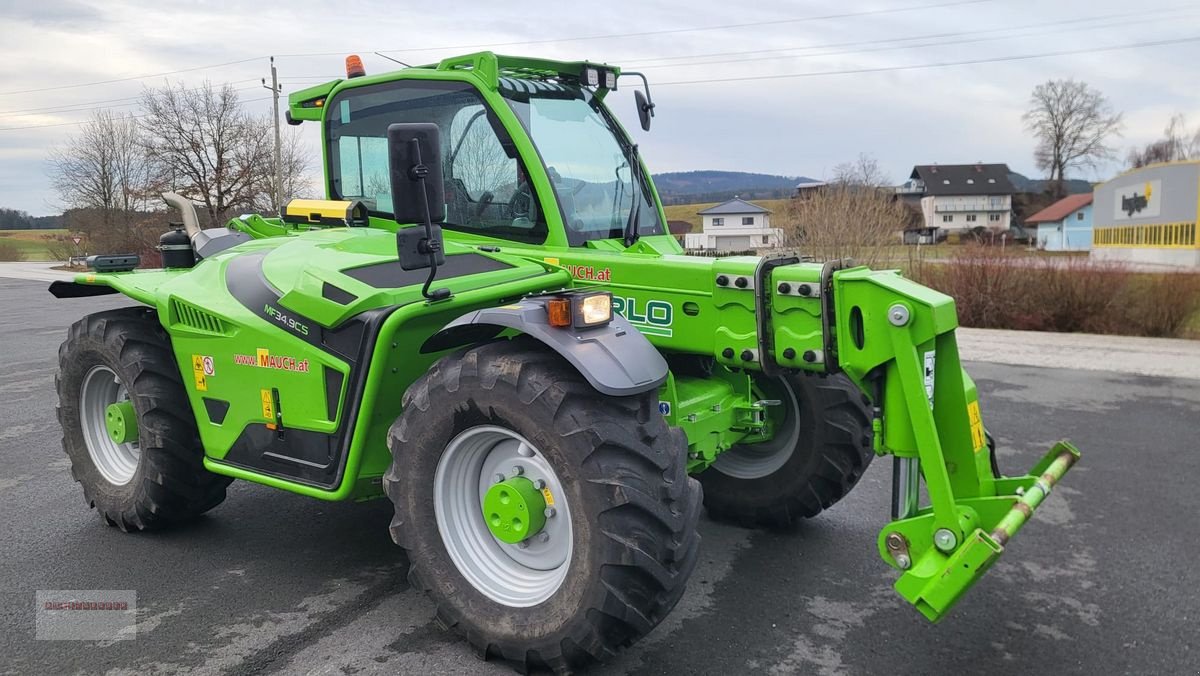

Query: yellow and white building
<box><xmin>1091</xmin><ymin>161</ymin><xmax>1200</xmax><ymax>268</ymax></box>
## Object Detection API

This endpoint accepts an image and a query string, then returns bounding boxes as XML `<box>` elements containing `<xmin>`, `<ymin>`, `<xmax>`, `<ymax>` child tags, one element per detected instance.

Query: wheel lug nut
<box><xmin>511</xmin><ymin>465</ymin><xmax>524</xmax><ymax>476</ymax></box>
<box><xmin>533</xmin><ymin>479</ymin><xmax>546</xmax><ymax>489</ymax></box>
<box><xmin>538</xmin><ymin>532</ymin><xmax>550</xmax><ymax>543</ymax></box>
<box><xmin>517</xmin><ymin>540</ymin><xmax>529</xmax><ymax>549</ymax></box>
<box><xmin>544</xmin><ymin>507</ymin><xmax>556</xmax><ymax>518</ymax></box>
<box><xmin>494</xmin><ymin>473</ymin><xmax>506</xmax><ymax>484</ymax></box>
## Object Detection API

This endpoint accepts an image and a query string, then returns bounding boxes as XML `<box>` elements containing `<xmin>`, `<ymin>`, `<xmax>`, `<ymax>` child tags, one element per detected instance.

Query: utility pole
<box><xmin>262</xmin><ymin>57</ymin><xmax>283</xmax><ymax>212</ymax></box>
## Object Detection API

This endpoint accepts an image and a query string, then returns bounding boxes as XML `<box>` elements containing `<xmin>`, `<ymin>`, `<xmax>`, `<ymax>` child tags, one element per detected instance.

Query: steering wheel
<box><xmin>474</xmin><ymin>191</ymin><xmax>494</xmax><ymax>221</ymax></box>
<box><xmin>509</xmin><ymin>188</ymin><xmax>532</xmax><ymax>220</ymax></box>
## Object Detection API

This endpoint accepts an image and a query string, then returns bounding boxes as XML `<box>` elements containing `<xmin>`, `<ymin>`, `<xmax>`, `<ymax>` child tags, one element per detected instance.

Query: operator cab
<box><xmin>315</xmin><ymin>56</ymin><xmax>664</xmax><ymax>248</ymax></box>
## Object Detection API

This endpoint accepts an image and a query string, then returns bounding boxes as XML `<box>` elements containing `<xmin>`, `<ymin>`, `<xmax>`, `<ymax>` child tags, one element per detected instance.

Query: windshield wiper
<box><xmin>623</xmin><ymin>144</ymin><xmax>642</xmax><ymax>248</ymax></box>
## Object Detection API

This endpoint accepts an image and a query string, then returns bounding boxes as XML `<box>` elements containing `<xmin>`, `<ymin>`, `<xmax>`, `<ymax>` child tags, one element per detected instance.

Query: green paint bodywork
<box><xmin>69</xmin><ymin>51</ymin><xmax>1079</xmax><ymax>623</ymax></box>
<box><xmin>483</xmin><ymin>476</ymin><xmax>547</xmax><ymax>543</ymax></box>
<box><xmin>105</xmin><ymin>401</ymin><xmax>137</xmax><ymax>444</ymax></box>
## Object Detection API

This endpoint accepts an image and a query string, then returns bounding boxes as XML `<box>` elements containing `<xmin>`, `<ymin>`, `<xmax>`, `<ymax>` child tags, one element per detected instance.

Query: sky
<box><xmin>1</xmin><ymin>0</ymin><xmax>1199</xmax><ymax>216</ymax></box>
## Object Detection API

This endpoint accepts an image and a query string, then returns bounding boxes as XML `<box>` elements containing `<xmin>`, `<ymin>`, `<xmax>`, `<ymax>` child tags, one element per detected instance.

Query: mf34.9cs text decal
<box><xmin>264</xmin><ymin>304</ymin><xmax>309</xmax><ymax>336</ymax></box>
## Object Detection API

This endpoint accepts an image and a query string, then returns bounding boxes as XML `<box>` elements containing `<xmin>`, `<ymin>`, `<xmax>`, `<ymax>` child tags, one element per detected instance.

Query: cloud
<box><xmin>0</xmin><ymin>0</ymin><xmax>107</xmax><ymax>29</ymax></box>
<box><xmin>0</xmin><ymin>0</ymin><xmax>1198</xmax><ymax>215</ymax></box>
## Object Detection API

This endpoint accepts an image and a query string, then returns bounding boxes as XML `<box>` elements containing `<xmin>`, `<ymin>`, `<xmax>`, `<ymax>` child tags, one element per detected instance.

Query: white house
<box><xmin>897</xmin><ymin>164</ymin><xmax>1015</xmax><ymax>235</ymax></box>
<box><xmin>684</xmin><ymin>198</ymin><xmax>782</xmax><ymax>252</ymax></box>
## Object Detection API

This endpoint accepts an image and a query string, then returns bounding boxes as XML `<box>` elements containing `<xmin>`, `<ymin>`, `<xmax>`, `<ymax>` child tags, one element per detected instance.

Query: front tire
<box><xmin>698</xmin><ymin>372</ymin><xmax>873</xmax><ymax>527</ymax></box>
<box><xmin>385</xmin><ymin>339</ymin><xmax>702</xmax><ymax>672</ymax></box>
<box><xmin>56</xmin><ymin>307</ymin><xmax>231</xmax><ymax>531</ymax></box>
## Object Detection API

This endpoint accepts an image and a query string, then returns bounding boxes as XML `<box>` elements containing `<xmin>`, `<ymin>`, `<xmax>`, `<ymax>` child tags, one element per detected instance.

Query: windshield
<box><xmin>503</xmin><ymin>84</ymin><xmax>663</xmax><ymax>246</ymax></box>
<box><xmin>325</xmin><ymin>80</ymin><xmax>548</xmax><ymax>244</ymax></box>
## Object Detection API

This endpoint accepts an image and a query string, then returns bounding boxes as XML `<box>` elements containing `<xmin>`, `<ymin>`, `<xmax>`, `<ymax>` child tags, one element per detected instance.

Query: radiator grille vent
<box><xmin>171</xmin><ymin>299</ymin><xmax>226</xmax><ymax>334</ymax></box>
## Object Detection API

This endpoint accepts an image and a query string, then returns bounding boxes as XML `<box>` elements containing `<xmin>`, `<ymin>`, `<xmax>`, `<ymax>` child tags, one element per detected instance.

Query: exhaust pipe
<box><xmin>162</xmin><ymin>193</ymin><xmax>202</xmax><ymax>240</ymax></box>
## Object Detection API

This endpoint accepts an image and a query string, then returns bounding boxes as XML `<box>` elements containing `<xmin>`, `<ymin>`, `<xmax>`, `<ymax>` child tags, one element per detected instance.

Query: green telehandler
<box><xmin>51</xmin><ymin>52</ymin><xmax>1078</xmax><ymax>672</ymax></box>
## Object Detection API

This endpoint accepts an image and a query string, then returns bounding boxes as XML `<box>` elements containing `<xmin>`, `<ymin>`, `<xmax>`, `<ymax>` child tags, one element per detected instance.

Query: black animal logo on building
<box><xmin>1121</xmin><ymin>192</ymin><xmax>1148</xmax><ymax>216</ymax></box>
<box><xmin>1120</xmin><ymin>182</ymin><xmax>1153</xmax><ymax>217</ymax></box>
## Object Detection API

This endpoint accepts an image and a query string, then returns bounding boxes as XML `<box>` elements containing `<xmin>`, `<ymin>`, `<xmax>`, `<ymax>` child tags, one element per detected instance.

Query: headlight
<box><xmin>576</xmin><ymin>293</ymin><xmax>612</xmax><ymax>327</ymax></box>
<box><xmin>545</xmin><ymin>291</ymin><xmax>613</xmax><ymax>329</ymax></box>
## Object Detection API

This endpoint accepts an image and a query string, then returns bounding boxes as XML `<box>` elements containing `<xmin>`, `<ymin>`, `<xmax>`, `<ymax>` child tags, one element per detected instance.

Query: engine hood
<box><xmin>231</xmin><ymin>227</ymin><xmax>556</xmax><ymax>329</ymax></box>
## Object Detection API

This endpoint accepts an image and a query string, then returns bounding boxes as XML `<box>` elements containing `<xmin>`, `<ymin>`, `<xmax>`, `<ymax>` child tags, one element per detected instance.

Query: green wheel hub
<box><xmin>482</xmin><ymin>476</ymin><xmax>547</xmax><ymax>544</ymax></box>
<box><xmin>104</xmin><ymin>400</ymin><xmax>138</xmax><ymax>445</ymax></box>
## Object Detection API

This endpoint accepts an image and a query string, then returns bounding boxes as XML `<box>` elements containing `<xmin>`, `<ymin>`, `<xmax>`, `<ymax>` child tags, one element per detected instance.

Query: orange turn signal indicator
<box><xmin>547</xmin><ymin>298</ymin><xmax>572</xmax><ymax>327</ymax></box>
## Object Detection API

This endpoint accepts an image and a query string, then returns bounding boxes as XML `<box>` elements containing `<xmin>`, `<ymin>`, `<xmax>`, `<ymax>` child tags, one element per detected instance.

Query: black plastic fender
<box><xmin>421</xmin><ymin>300</ymin><xmax>668</xmax><ymax>397</ymax></box>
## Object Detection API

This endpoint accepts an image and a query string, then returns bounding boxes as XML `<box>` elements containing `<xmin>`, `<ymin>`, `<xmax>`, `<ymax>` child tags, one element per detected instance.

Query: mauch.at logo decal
<box><xmin>233</xmin><ymin>348</ymin><xmax>311</xmax><ymax>372</ymax></box>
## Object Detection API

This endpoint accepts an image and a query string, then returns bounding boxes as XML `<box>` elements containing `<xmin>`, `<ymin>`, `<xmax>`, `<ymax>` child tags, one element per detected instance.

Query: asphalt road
<box><xmin>1</xmin><ymin>276</ymin><xmax>1197</xmax><ymax>675</ymax></box>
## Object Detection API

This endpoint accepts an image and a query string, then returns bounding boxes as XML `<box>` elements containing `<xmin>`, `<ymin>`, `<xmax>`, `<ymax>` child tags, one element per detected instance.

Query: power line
<box><xmin>3</xmin><ymin>5</ymin><xmax>1177</xmax><ymax>119</ymax></box>
<box><xmin>0</xmin><ymin>86</ymin><xmax>265</xmax><ymax>123</ymax></box>
<box><xmin>634</xmin><ymin>10</ymin><xmax>1200</xmax><ymax>71</ymax></box>
<box><xmin>0</xmin><ymin>80</ymin><xmax>262</xmax><ymax>117</ymax></box>
<box><xmin>0</xmin><ymin>0</ymin><xmax>992</xmax><ymax>97</ymax></box>
<box><xmin>0</xmin><ymin>58</ymin><xmax>265</xmax><ymax>97</ymax></box>
<box><xmin>620</xmin><ymin>6</ymin><xmax>1193</xmax><ymax>67</ymax></box>
<box><xmin>654</xmin><ymin>35</ymin><xmax>1200</xmax><ymax>86</ymax></box>
<box><xmin>369</xmin><ymin>0</ymin><xmax>994</xmax><ymax>54</ymax></box>
<box><xmin>0</xmin><ymin>95</ymin><xmax>274</xmax><ymax>131</ymax></box>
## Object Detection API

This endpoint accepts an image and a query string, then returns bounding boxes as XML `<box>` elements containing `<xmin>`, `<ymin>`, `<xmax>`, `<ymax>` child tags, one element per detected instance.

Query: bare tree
<box><xmin>48</xmin><ymin>110</ymin><xmax>160</xmax><ymax>256</ymax></box>
<box><xmin>1127</xmin><ymin>113</ymin><xmax>1200</xmax><ymax>168</ymax></box>
<box><xmin>140</xmin><ymin>82</ymin><xmax>274</xmax><ymax>227</ymax></box>
<box><xmin>830</xmin><ymin>152</ymin><xmax>890</xmax><ymax>187</ymax></box>
<box><xmin>1023</xmin><ymin>79</ymin><xmax>1122</xmax><ymax>196</ymax></box>
<box><xmin>778</xmin><ymin>183</ymin><xmax>910</xmax><ymax>268</ymax></box>
<box><xmin>248</xmin><ymin>127</ymin><xmax>313</xmax><ymax>212</ymax></box>
<box><xmin>449</xmin><ymin>113</ymin><xmax>514</xmax><ymax>198</ymax></box>
<box><xmin>49</xmin><ymin>109</ymin><xmax>154</xmax><ymax>220</ymax></box>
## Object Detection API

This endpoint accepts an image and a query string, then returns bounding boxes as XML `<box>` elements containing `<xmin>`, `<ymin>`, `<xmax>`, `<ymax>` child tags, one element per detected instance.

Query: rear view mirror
<box><xmin>388</xmin><ymin>123</ymin><xmax>446</xmax><ymax>272</ymax></box>
<box><xmin>387</xmin><ymin>123</ymin><xmax>445</xmax><ymax>226</ymax></box>
<box><xmin>634</xmin><ymin>89</ymin><xmax>653</xmax><ymax>132</ymax></box>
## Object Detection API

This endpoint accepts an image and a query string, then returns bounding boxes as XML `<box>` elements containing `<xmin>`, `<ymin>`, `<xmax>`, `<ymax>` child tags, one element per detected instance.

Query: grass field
<box><xmin>662</xmin><ymin>198</ymin><xmax>793</xmax><ymax>232</ymax></box>
<box><xmin>0</xmin><ymin>229</ymin><xmax>66</xmax><ymax>261</ymax></box>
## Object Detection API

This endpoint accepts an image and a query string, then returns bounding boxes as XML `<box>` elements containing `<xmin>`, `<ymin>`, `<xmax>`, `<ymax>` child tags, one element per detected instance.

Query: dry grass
<box><xmin>911</xmin><ymin>246</ymin><xmax>1200</xmax><ymax>338</ymax></box>
<box><xmin>0</xmin><ymin>240</ymin><xmax>23</xmax><ymax>261</ymax></box>
<box><xmin>0</xmin><ymin>229</ymin><xmax>67</xmax><ymax>261</ymax></box>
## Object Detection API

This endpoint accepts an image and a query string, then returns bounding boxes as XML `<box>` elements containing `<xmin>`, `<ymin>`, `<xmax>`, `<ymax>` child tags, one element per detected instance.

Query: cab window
<box><xmin>326</xmin><ymin>80</ymin><xmax>547</xmax><ymax>244</ymax></box>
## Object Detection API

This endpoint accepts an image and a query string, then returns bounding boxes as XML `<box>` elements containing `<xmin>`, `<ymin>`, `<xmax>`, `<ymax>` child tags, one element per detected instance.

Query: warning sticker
<box><xmin>967</xmin><ymin>400</ymin><xmax>986</xmax><ymax>452</ymax></box>
<box><xmin>541</xmin><ymin>487</ymin><xmax>555</xmax><ymax>506</ymax></box>
<box><xmin>191</xmin><ymin>354</ymin><xmax>212</xmax><ymax>391</ymax></box>
<box><xmin>658</xmin><ymin>401</ymin><xmax>671</xmax><ymax>416</ymax></box>
<box><xmin>260</xmin><ymin>389</ymin><xmax>274</xmax><ymax>420</ymax></box>
<box><xmin>923</xmin><ymin>351</ymin><xmax>936</xmax><ymax>407</ymax></box>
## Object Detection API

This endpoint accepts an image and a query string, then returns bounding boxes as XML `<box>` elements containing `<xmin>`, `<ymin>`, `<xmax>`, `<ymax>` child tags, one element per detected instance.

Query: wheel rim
<box><xmin>79</xmin><ymin>365</ymin><xmax>140</xmax><ymax>486</ymax></box>
<box><xmin>712</xmin><ymin>377</ymin><xmax>801</xmax><ymax>480</ymax></box>
<box><xmin>434</xmin><ymin>425</ymin><xmax>573</xmax><ymax>607</ymax></box>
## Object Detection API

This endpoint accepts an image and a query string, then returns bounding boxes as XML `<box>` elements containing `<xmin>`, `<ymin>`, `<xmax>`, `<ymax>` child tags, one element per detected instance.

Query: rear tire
<box><xmin>699</xmin><ymin>372</ymin><xmax>873</xmax><ymax>528</ymax></box>
<box><xmin>385</xmin><ymin>338</ymin><xmax>702</xmax><ymax>673</ymax></box>
<box><xmin>56</xmin><ymin>307</ymin><xmax>231</xmax><ymax>532</ymax></box>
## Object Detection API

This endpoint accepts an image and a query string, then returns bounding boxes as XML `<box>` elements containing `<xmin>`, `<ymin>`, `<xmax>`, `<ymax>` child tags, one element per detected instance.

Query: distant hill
<box><xmin>1007</xmin><ymin>172</ymin><xmax>1093</xmax><ymax>195</ymax></box>
<box><xmin>0</xmin><ymin>208</ymin><xmax>62</xmax><ymax>230</ymax></box>
<box><xmin>652</xmin><ymin>170</ymin><xmax>812</xmax><ymax>205</ymax></box>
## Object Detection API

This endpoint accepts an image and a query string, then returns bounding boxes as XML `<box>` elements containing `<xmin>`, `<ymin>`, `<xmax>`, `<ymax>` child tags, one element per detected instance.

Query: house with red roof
<box><xmin>1025</xmin><ymin>193</ymin><xmax>1094</xmax><ymax>251</ymax></box>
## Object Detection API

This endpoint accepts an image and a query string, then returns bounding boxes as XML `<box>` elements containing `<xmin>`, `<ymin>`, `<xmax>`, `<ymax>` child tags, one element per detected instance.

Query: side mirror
<box><xmin>634</xmin><ymin>89</ymin><xmax>654</xmax><ymax>132</ymax></box>
<box><xmin>388</xmin><ymin>122</ymin><xmax>446</xmax><ymax>271</ymax></box>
